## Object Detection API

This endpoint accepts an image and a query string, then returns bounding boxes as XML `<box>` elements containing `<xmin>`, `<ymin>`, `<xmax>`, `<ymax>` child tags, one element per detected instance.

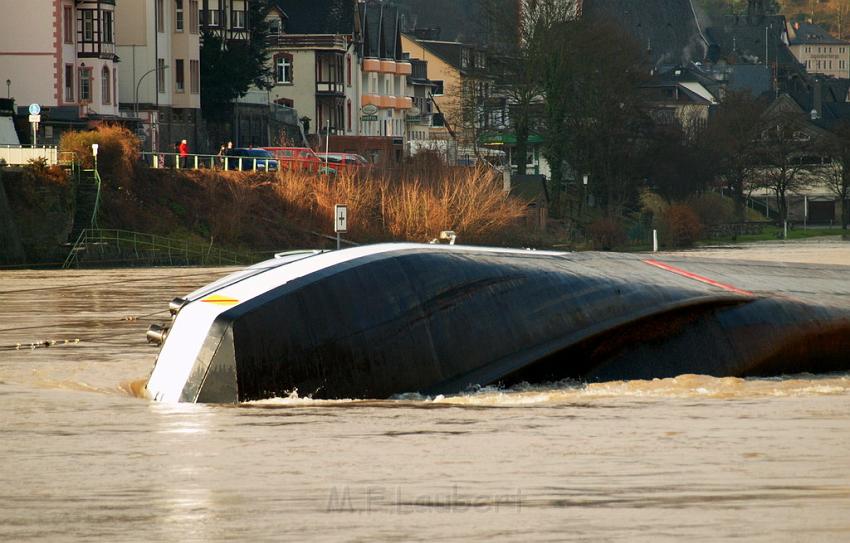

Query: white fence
<box><xmin>0</xmin><ymin>145</ymin><xmax>59</xmax><ymax>166</ymax></box>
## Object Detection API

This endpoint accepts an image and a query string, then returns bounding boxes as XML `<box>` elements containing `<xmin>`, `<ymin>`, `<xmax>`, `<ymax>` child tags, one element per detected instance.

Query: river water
<box><xmin>2</xmin><ymin>247</ymin><xmax>850</xmax><ymax>541</ymax></box>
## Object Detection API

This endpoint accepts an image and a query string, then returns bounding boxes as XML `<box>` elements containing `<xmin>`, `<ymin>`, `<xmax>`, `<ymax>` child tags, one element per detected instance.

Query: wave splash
<box><xmin>244</xmin><ymin>373</ymin><xmax>850</xmax><ymax>407</ymax></box>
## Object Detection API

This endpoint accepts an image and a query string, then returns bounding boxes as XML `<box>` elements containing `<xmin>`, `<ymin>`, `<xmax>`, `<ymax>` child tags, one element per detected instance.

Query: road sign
<box><xmin>28</xmin><ymin>114</ymin><xmax>41</xmax><ymax>123</ymax></box>
<box><xmin>360</xmin><ymin>115</ymin><xmax>378</xmax><ymax>121</ymax></box>
<box><xmin>334</xmin><ymin>204</ymin><xmax>348</xmax><ymax>233</ymax></box>
<box><xmin>28</xmin><ymin>103</ymin><xmax>41</xmax><ymax>115</ymax></box>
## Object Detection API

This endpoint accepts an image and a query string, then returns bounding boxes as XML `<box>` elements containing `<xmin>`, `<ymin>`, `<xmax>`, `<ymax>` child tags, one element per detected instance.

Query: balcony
<box><xmin>395</xmin><ymin>97</ymin><xmax>413</xmax><ymax>110</ymax></box>
<box><xmin>380</xmin><ymin>60</ymin><xmax>396</xmax><ymax>73</ymax></box>
<box><xmin>362</xmin><ymin>58</ymin><xmax>380</xmax><ymax>72</ymax></box>
<box><xmin>395</xmin><ymin>62</ymin><xmax>412</xmax><ymax>76</ymax></box>
<box><xmin>361</xmin><ymin>94</ymin><xmax>381</xmax><ymax>108</ymax></box>
<box><xmin>379</xmin><ymin>95</ymin><xmax>396</xmax><ymax>108</ymax></box>
<box><xmin>316</xmin><ymin>81</ymin><xmax>345</xmax><ymax>95</ymax></box>
<box><xmin>266</xmin><ymin>34</ymin><xmax>349</xmax><ymax>51</ymax></box>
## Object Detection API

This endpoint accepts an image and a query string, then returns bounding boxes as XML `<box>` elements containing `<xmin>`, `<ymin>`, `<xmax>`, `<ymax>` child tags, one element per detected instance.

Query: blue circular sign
<box><xmin>28</xmin><ymin>103</ymin><xmax>40</xmax><ymax>115</ymax></box>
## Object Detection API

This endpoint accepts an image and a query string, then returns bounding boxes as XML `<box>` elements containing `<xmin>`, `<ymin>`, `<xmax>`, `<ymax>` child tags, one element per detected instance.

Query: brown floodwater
<box><xmin>2</xmin><ymin>251</ymin><xmax>850</xmax><ymax>542</ymax></box>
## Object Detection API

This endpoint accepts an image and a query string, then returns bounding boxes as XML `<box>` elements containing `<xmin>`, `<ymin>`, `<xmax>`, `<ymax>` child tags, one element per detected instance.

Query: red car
<box><xmin>263</xmin><ymin>147</ymin><xmax>325</xmax><ymax>173</ymax></box>
<box><xmin>315</xmin><ymin>152</ymin><xmax>370</xmax><ymax>173</ymax></box>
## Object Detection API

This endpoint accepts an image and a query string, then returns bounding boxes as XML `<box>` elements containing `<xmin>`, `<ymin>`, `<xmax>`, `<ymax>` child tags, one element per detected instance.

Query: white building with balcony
<box><xmin>0</xmin><ymin>0</ymin><xmax>120</xmax><ymax>144</ymax></box>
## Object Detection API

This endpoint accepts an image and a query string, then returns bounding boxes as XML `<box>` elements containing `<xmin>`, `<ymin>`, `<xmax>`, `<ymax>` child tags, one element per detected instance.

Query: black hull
<box><xmin>171</xmin><ymin>247</ymin><xmax>850</xmax><ymax>402</ymax></box>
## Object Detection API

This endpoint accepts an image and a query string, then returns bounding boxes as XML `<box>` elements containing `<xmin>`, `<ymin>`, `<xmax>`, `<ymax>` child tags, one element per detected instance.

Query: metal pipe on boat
<box><xmin>146</xmin><ymin>324</ymin><xmax>170</xmax><ymax>345</ymax></box>
<box><xmin>168</xmin><ymin>297</ymin><xmax>187</xmax><ymax>317</ymax></box>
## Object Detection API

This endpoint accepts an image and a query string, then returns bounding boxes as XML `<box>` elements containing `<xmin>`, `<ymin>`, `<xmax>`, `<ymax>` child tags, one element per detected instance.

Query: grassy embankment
<box><xmin>59</xmin><ymin>126</ymin><xmax>535</xmax><ymax>255</ymax></box>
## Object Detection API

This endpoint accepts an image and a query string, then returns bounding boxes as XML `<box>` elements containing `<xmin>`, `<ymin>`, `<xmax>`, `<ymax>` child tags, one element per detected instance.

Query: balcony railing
<box><xmin>266</xmin><ymin>34</ymin><xmax>349</xmax><ymax>50</ymax></box>
<box><xmin>316</xmin><ymin>81</ymin><xmax>345</xmax><ymax>95</ymax></box>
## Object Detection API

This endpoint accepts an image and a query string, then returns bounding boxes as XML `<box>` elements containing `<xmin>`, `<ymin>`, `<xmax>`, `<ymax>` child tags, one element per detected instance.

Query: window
<box><xmin>190</xmin><ymin>59</ymin><xmax>200</xmax><ymax>93</ymax></box>
<box><xmin>275</xmin><ymin>53</ymin><xmax>293</xmax><ymax>84</ymax></box>
<box><xmin>79</xmin><ymin>66</ymin><xmax>92</xmax><ymax>102</ymax></box>
<box><xmin>102</xmin><ymin>67</ymin><xmax>111</xmax><ymax>104</ymax></box>
<box><xmin>65</xmin><ymin>64</ymin><xmax>74</xmax><ymax>102</ymax></box>
<box><xmin>232</xmin><ymin>10</ymin><xmax>245</xmax><ymax>28</ymax></box>
<box><xmin>103</xmin><ymin>11</ymin><xmax>113</xmax><ymax>43</ymax></box>
<box><xmin>461</xmin><ymin>49</ymin><xmax>470</xmax><ymax>68</ymax></box>
<box><xmin>205</xmin><ymin>9</ymin><xmax>220</xmax><ymax>27</ymax></box>
<box><xmin>63</xmin><ymin>6</ymin><xmax>73</xmax><ymax>43</ymax></box>
<box><xmin>346</xmin><ymin>55</ymin><xmax>352</xmax><ymax>87</ymax></box>
<box><xmin>113</xmin><ymin>68</ymin><xmax>117</xmax><ymax>105</ymax></box>
<box><xmin>157</xmin><ymin>58</ymin><xmax>166</xmax><ymax>93</ymax></box>
<box><xmin>175</xmin><ymin>59</ymin><xmax>185</xmax><ymax>92</ymax></box>
<box><xmin>432</xmin><ymin>112</ymin><xmax>445</xmax><ymax>127</ymax></box>
<box><xmin>189</xmin><ymin>0</ymin><xmax>199</xmax><ymax>33</ymax></box>
<box><xmin>275</xmin><ymin>97</ymin><xmax>294</xmax><ymax>108</ymax></box>
<box><xmin>432</xmin><ymin>80</ymin><xmax>444</xmax><ymax>95</ymax></box>
<box><xmin>156</xmin><ymin>0</ymin><xmax>164</xmax><ymax>32</ymax></box>
<box><xmin>269</xmin><ymin>17</ymin><xmax>282</xmax><ymax>34</ymax></box>
<box><xmin>82</xmin><ymin>10</ymin><xmax>94</xmax><ymax>41</ymax></box>
<box><xmin>175</xmin><ymin>0</ymin><xmax>184</xmax><ymax>32</ymax></box>
<box><xmin>347</xmin><ymin>99</ymin><xmax>351</xmax><ymax>130</ymax></box>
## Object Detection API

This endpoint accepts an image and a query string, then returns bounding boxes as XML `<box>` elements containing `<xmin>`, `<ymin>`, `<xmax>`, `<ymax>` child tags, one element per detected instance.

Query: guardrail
<box><xmin>140</xmin><ymin>151</ymin><xmax>279</xmax><ymax>172</ymax></box>
<box><xmin>62</xmin><ymin>228</ymin><xmax>256</xmax><ymax>269</ymax></box>
<box><xmin>0</xmin><ymin>145</ymin><xmax>59</xmax><ymax>165</ymax></box>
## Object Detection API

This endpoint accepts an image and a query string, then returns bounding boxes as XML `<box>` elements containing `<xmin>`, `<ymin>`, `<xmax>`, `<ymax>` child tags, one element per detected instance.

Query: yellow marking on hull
<box><xmin>201</xmin><ymin>294</ymin><xmax>240</xmax><ymax>306</ymax></box>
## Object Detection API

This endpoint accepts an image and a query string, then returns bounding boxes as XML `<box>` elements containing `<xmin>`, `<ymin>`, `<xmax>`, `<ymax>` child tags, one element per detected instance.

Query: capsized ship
<box><xmin>144</xmin><ymin>243</ymin><xmax>850</xmax><ymax>403</ymax></box>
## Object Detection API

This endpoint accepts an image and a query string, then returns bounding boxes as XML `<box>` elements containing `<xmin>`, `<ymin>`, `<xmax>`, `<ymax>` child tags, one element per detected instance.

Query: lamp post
<box><xmin>134</xmin><ymin>65</ymin><xmax>167</xmax><ymax>116</ymax></box>
<box><xmin>92</xmin><ymin>143</ymin><xmax>99</xmax><ymax>170</ymax></box>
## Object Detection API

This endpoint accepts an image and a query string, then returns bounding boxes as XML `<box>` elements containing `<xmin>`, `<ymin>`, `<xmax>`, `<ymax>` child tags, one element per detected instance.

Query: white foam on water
<box><xmin>240</xmin><ymin>373</ymin><xmax>850</xmax><ymax>408</ymax></box>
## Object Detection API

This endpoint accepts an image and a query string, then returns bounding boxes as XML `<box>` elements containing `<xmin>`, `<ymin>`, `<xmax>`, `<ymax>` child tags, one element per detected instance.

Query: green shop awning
<box><xmin>479</xmin><ymin>133</ymin><xmax>544</xmax><ymax>146</ymax></box>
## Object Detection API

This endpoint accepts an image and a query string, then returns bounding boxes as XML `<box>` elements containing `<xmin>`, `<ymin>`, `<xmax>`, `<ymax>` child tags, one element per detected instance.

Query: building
<box><xmin>405</xmin><ymin>57</ymin><xmax>433</xmax><ymax>145</ymax></box>
<box><xmin>357</xmin><ymin>2</ymin><xmax>413</xmax><ymax>142</ymax></box>
<box><xmin>642</xmin><ymin>65</ymin><xmax>719</xmax><ymax>131</ymax></box>
<box><xmin>0</xmin><ymin>0</ymin><xmax>120</xmax><ymax>145</ymax></box>
<box><xmin>116</xmin><ymin>0</ymin><xmax>202</xmax><ymax>152</ymax></box>
<box><xmin>787</xmin><ymin>22</ymin><xmax>850</xmax><ymax>80</ymax></box>
<box><xmin>265</xmin><ymin>4</ymin><xmax>359</xmax><ymax>140</ymax></box>
<box><xmin>401</xmin><ymin>34</ymin><xmax>496</xmax><ymax>156</ymax></box>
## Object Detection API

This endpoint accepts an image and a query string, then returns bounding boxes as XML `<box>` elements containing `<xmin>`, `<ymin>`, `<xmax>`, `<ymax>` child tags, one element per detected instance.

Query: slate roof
<box><xmin>788</xmin><ymin>22</ymin><xmax>849</xmax><ymax>46</ymax></box>
<box><xmin>271</xmin><ymin>0</ymin><xmax>355</xmax><ymax>35</ymax></box>
<box><xmin>409</xmin><ymin>39</ymin><xmax>469</xmax><ymax>72</ymax></box>
<box><xmin>359</xmin><ymin>2</ymin><xmax>403</xmax><ymax>59</ymax></box>
<box><xmin>705</xmin><ymin>15</ymin><xmax>798</xmax><ymax>67</ymax></box>
<box><xmin>580</xmin><ymin>0</ymin><xmax>708</xmax><ymax>65</ymax></box>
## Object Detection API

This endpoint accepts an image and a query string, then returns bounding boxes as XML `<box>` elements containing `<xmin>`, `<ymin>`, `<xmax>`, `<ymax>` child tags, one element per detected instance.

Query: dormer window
<box><xmin>269</xmin><ymin>17</ymin><xmax>282</xmax><ymax>34</ymax></box>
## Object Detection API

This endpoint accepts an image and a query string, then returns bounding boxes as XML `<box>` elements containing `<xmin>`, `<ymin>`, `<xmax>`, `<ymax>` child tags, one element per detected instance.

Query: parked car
<box><xmin>315</xmin><ymin>152</ymin><xmax>369</xmax><ymax>173</ymax></box>
<box><xmin>224</xmin><ymin>148</ymin><xmax>279</xmax><ymax>171</ymax></box>
<box><xmin>262</xmin><ymin>147</ymin><xmax>326</xmax><ymax>173</ymax></box>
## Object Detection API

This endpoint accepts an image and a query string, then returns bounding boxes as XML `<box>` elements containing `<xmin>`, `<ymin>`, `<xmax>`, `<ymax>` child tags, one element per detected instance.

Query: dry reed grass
<box><xmin>273</xmin><ymin>162</ymin><xmax>527</xmax><ymax>244</ymax></box>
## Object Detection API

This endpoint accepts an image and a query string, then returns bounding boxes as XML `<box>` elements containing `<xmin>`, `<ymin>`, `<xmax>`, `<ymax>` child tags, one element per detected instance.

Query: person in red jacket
<box><xmin>178</xmin><ymin>139</ymin><xmax>189</xmax><ymax>168</ymax></box>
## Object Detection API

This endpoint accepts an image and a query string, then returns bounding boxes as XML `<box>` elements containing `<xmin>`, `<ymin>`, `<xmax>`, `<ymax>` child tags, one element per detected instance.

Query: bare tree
<box><xmin>704</xmin><ymin>91</ymin><xmax>768</xmax><ymax>221</ymax></box>
<box><xmin>480</xmin><ymin>0</ymin><xmax>576</xmax><ymax>174</ymax></box>
<box><xmin>754</xmin><ymin>110</ymin><xmax>822</xmax><ymax>223</ymax></box>
<box><xmin>823</xmin><ymin>120</ymin><xmax>850</xmax><ymax>229</ymax></box>
<box><xmin>540</xmin><ymin>16</ymin><xmax>651</xmax><ymax>217</ymax></box>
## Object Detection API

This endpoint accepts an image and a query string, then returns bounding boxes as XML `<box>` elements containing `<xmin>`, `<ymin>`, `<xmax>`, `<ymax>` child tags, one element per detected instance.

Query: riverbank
<box><xmin>666</xmin><ymin>237</ymin><xmax>850</xmax><ymax>266</ymax></box>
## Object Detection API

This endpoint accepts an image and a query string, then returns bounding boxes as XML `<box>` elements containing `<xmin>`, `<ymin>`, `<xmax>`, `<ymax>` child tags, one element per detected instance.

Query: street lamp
<box><xmin>92</xmin><ymin>143</ymin><xmax>99</xmax><ymax>170</ymax></box>
<box><xmin>134</xmin><ymin>65</ymin><xmax>167</xmax><ymax>116</ymax></box>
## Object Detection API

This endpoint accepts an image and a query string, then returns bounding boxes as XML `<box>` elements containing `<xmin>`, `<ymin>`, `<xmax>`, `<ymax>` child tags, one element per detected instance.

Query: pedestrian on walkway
<box><xmin>178</xmin><ymin>139</ymin><xmax>189</xmax><ymax>168</ymax></box>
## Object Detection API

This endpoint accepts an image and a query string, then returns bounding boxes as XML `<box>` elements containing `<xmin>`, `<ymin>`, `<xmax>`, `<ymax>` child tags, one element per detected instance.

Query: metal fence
<box><xmin>0</xmin><ymin>145</ymin><xmax>58</xmax><ymax>165</ymax></box>
<box><xmin>140</xmin><ymin>151</ymin><xmax>279</xmax><ymax>172</ymax></box>
<box><xmin>63</xmin><ymin>228</ymin><xmax>256</xmax><ymax>269</ymax></box>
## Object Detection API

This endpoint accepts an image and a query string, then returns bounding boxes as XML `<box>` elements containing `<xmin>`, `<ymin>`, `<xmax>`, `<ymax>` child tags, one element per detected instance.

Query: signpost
<box><xmin>28</xmin><ymin>103</ymin><xmax>40</xmax><ymax>147</ymax></box>
<box><xmin>334</xmin><ymin>204</ymin><xmax>347</xmax><ymax>250</ymax></box>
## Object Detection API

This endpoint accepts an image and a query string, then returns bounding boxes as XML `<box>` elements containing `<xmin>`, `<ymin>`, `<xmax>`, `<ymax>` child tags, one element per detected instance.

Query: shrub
<box><xmin>587</xmin><ymin>217</ymin><xmax>626</xmax><ymax>250</ymax></box>
<box><xmin>59</xmin><ymin>124</ymin><xmax>141</xmax><ymax>181</ymax></box>
<box><xmin>660</xmin><ymin>204</ymin><xmax>703</xmax><ymax>248</ymax></box>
